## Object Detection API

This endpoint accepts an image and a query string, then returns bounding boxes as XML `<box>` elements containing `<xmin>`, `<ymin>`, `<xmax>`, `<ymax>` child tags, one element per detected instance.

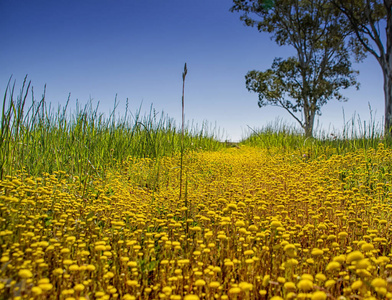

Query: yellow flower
<box><xmin>284</xmin><ymin>282</ymin><xmax>297</xmax><ymax>291</ymax></box>
<box><xmin>228</xmin><ymin>287</ymin><xmax>241</xmax><ymax>294</ymax></box>
<box><xmin>361</xmin><ymin>242</ymin><xmax>374</xmax><ymax>251</ymax></box>
<box><xmin>311</xmin><ymin>291</ymin><xmax>327</xmax><ymax>300</ymax></box>
<box><xmin>356</xmin><ymin>259</ymin><xmax>371</xmax><ymax>269</ymax></box>
<box><xmin>326</xmin><ymin>261</ymin><xmax>341</xmax><ymax>271</ymax></box>
<box><xmin>0</xmin><ymin>256</ymin><xmax>9</xmax><ymax>263</ymax></box>
<box><xmin>239</xmin><ymin>282</ymin><xmax>253</xmax><ymax>291</ymax></box>
<box><xmin>338</xmin><ymin>231</ymin><xmax>348</xmax><ymax>238</ymax></box>
<box><xmin>351</xmin><ymin>280</ymin><xmax>363</xmax><ymax>290</ymax></box>
<box><xmin>74</xmin><ymin>284</ymin><xmax>85</xmax><ymax>291</ymax></box>
<box><xmin>224</xmin><ymin>261</ymin><xmax>234</xmax><ymax>267</ymax></box>
<box><xmin>270</xmin><ymin>221</ymin><xmax>282</xmax><ymax>228</ymax></box>
<box><xmin>244</xmin><ymin>249</ymin><xmax>254</xmax><ymax>255</ymax></box>
<box><xmin>259</xmin><ymin>290</ymin><xmax>267</xmax><ymax>296</ymax></box>
<box><xmin>325</xmin><ymin>279</ymin><xmax>336</xmax><ymax>288</ymax></box>
<box><xmin>227</xmin><ymin>203</ymin><xmax>237</xmax><ymax>210</ymax></box>
<box><xmin>190</xmin><ymin>226</ymin><xmax>202</xmax><ymax>232</ymax></box>
<box><xmin>277</xmin><ymin>277</ymin><xmax>286</xmax><ymax>284</ymax></box>
<box><xmin>127</xmin><ymin>261</ymin><xmax>137</xmax><ymax>267</ymax></box>
<box><xmin>195</xmin><ymin>279</ymin><xmax>206</xmax><ymax>287</ymax></box>
<box><xmin>69</xmin><ymin>264</ymin><xmax>79</xmax><ymax>271</ymax></box>
<box><xmin>63</xmin><ymin>259</ymin><xmax>73</xmax><ymax>265</ymax></box>
<box><xmin>315</xmin><ymin>273</ymin><xmax>326</xmax><ymax>282</ymax></box>
<box><xmin>346</xmin><ymin>251</ymin><xmax>364</xmax><ymax>263</ymax></box>
<box><xmin>86</xmin><ymin>264</ymin><xmax>96</xmax><ymax>271</ymax></box>
<box><xmin>31</xmin><ymin>286</ymin><xmax>42</xmax><ymax>295</ymax></box>
<box><xmin>284</xmin><ymin>244</ymin><xmax>297</xmax><ymax>257</ymax></box>
<box><xmin>311</xmin><ymin>248</ymin><xmax>324</xmax><ymax>256</ymax></box>
<box><xmin>94</xmin><ymin>245</ymin><xmax>106</xmax><ymax>251</ymax></box>
<box><xmin>285</xmin><ymin>259</ymin><xmax>299</xmax><ymax>267</ymax></box>
<box><xmin>39</xmin><ymin>283</ymin><xmax>53</xmax><ymax>291</ymax></box>
<box><xmin>18</xmin><ymin>269</ymin><xmax>33</xmax><ymax>279</ymax></box>
<box><xmin>126</xmin><ymin>280</ymin><xmax>138</xmax><ymax>287</ymax></box>
<box><xmin>95</xmin><ymin>291</ymin><xmax>106</xmax><ymax>297</ymax></box>
<box><xmin>332</xmin><ymin>254</ymin><xmax>346</xmax><ymax>263</ymax></box>
<box><xmin>184</xmin><ymin>295</ymin><xmax>200</xmax><ymax>300</ymax></box>
<box><xmin>371</xmin><ymin>278</ymin><xmax>387</xmax><ymax>288</ymax></box>
<box><xmin>301</xmin><ymin>274</ymin><xmax>314</xmax><ymax>282</ymax></box>
<box><xmin>286</xmin><ymin>292</ymin><xmax>296</xmax><ymax>300</ymax></box>
<box><xmin>162</xmin><ymin>286</ymin><xmax>172</xmax><ymax>295</ymax></box>
<box><xmin>235</xmin><ymin>220</ymin><xmax>245</xmax><ymax>227</ymax></box>
<box><xmin>297</xmin><ymin>279</ymin><xmax>313</xmax><ymax>291</ymax></box>
<box><xmin>53</xmin><ymin>268</ymin><xmax>63</xmax><ymax>275</ymax></box>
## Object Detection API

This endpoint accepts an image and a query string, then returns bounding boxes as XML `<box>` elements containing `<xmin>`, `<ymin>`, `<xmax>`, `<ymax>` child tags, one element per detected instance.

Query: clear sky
<box><xmin>1</xmin><ymin>0</ymin><xmax>385</xmax><ymax>141</ymax></box>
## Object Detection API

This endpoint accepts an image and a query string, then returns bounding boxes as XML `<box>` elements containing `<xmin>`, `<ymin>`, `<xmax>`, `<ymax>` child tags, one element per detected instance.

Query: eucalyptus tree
<box><xmin>331</xmin><ymin>0</ymin><xmax>392</xmax><ymax>135</ymax></box>
<box><xmin>231</xmin><ymin>0</ymin><xmax>359</xmax><ymax>137</ymax></box>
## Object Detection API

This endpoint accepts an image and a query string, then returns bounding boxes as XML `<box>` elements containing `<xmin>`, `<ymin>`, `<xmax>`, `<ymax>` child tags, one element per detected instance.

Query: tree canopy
<box><xmin>231</xmin><ymin>0</ymin><xmax>359</xmax><ymax>137</ymax></box>
<box><xmin>332</xmin><ymin>0</ymin><xmax>392</xmax><ymax>135</ymax></box>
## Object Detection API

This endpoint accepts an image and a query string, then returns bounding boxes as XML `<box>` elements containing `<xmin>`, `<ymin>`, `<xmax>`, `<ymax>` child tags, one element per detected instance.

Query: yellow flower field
<box><xmin>0</xmin><ymin>145</ymin><xmax>391</xmax><ymax>299</ymax></box>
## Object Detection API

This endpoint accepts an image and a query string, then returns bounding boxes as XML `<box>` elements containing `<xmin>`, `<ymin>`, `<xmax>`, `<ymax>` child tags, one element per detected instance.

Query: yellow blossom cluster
<box><xmin>0</xmin><ymin>145</ymin><xmax>392</xmax><ymax>299</ymax></box>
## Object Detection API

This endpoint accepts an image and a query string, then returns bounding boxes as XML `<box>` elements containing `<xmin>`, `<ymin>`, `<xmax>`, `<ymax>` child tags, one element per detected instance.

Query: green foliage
<box><xmin>0</xmin><ymin>78</ymin><xmax>224</xmax><ymax>179</ymax></box>
<box><xmin>332</xmin><ymin>0</ymin><xmax>392</xmax><ymax>134</ymax></box>
<box><xmin>240</xmin><ymin>110</ymin><xmax>390</xmax><ymax>159</ymax></box>
<box><xmin>231</xmin><ymin>0</ymin><xmax>359</xmax><ymax>137</ymax></box>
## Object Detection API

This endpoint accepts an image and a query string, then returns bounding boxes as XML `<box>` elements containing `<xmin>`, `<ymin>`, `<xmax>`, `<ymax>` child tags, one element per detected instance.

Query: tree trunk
<box><xmin>384</xmin><ymin>70</ymin><xmax>392</xmax><ymax>135</ymax></box>
<box><xmin>383</xmin><ymin>0</ymin><xmax>392</xmax><ymax>136</ymax></box>
<box><xmin>304</xmin><ymin>125</ymin><xmax>313</xmax><ymax>138</ymax></box>
<box><xmin>304</xmin><ymin>111</ymin><xmax>315</xmax><ymax>138</ymax></box>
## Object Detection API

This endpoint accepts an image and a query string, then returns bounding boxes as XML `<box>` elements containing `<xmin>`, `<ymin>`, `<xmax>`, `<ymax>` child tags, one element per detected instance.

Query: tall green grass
<box><xmin>0</xmin><ymin>77</ymin><xmax>224</xmax><ymax>179</ymax></box>
<box><xmin>240</xmin><ymin>108</ymin><xmax>390</xmax><ymax>158</ymax></box>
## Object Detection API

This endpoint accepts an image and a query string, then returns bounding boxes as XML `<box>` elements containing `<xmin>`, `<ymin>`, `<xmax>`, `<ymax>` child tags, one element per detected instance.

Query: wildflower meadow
<box><xmin>0</xmin><ymin>86</ymin><xmax>392</xmax><ymax>299</ymax></box>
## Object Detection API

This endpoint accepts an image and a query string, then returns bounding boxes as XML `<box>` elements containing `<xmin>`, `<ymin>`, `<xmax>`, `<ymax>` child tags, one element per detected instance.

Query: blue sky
<box><xmin>1</xmin><ymin>0</ymin><xmax>385</xmax><ymax>141</ymax></box>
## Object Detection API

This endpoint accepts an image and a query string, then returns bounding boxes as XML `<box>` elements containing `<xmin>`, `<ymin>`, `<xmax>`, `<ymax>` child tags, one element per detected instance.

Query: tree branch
<box><xmin>273</xmin><ymin>99</ymin><xmax>305</xmax><ymax>128</ymax></box>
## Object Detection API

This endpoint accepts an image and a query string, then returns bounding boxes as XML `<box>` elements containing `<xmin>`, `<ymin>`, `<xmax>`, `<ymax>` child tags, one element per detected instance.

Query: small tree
<box><xmin>231</xmin><ymin>0</ymin><xmax>359</xmax><ymax>137</ymax></box>
<box><xmin>331</xmin><ymin>0</ymin><xmax>392</xmax><ymax>135</ymax></box>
